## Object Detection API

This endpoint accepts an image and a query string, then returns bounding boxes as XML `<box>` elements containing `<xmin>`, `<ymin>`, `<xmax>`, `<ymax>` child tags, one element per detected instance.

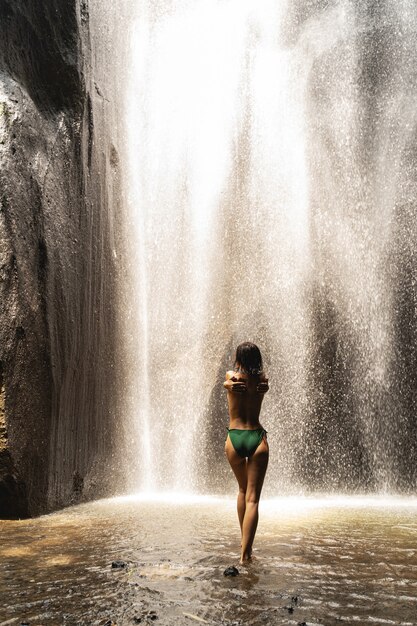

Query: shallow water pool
<box><xmin>1</xmin><ymin>495</ymin><xmax>417</xmax><ymax>625</ymax></box>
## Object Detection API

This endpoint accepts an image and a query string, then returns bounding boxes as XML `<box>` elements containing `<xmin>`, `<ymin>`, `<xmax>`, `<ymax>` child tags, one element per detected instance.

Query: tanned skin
<box><xmin>224</xmin><ymin>367</ymin><xmax>269</xmax><ymax>563</ymax></box>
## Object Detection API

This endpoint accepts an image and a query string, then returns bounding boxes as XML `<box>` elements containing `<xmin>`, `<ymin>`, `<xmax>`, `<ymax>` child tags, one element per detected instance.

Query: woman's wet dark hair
<box><xmin>234</xmin><ymin>342</ymin><xmax>263</xmax><ymax>376</ymax></box>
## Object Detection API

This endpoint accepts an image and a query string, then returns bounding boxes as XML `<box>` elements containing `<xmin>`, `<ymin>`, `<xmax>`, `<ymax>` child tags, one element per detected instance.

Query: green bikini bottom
<box><xmin>227</xmin><ymin>428</ymin><xmax>267</xmax><ymax>458</ymax></box>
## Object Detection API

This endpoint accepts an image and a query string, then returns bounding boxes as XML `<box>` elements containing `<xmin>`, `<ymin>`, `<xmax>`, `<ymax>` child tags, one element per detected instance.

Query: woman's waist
<box><xmin>228</xmin><ymin>418</ymin><xmax>264</xmax><ymax>431</ymax></box>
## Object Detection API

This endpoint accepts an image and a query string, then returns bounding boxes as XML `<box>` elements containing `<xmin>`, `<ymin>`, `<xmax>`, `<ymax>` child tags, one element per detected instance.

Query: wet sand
<box><xmin>1</xmin><ymin>495</ymin><xmax>417</xmax><ymax>625</ymax></box>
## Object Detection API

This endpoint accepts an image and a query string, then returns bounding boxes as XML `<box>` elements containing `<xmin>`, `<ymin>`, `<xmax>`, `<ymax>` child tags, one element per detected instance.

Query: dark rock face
<box><xmin>0</xmin><ymin>0</ymin><xmax>82</xmax><ymax>112</ymax></box>
<box><xmin>0</xmin><ymin>363</ymin><xmax>28</xmax><ymax>517</ymax></box>
<box><xmin>0</xmin><ymin>0</ymin><xmax>120</xmax><ymax>516</ymax></box>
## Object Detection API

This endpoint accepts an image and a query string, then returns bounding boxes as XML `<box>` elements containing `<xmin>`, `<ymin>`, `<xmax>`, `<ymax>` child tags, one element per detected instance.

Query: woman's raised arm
<box><xmin>223</xmin><ymin>370</ymin><xmax>247</xmax><ymax>393</ymax></box>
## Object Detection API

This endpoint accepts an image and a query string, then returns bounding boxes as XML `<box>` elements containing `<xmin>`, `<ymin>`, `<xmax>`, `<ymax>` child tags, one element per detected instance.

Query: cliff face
<box><xmin>0</xmin><ymin>0</ymin><xmax>121</xmax><ymax>517</ymax></box>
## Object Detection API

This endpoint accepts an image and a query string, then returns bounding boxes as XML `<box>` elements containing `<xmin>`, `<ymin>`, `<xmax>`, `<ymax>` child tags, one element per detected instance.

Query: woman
<box><xmin>224</xmin><ymin>342</ymin><xmax>269</xmax><ymax>563</ymax></box>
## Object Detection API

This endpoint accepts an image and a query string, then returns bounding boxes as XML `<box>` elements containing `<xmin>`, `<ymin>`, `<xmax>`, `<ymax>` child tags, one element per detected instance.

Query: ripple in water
<box><xmin>1</xmin><ymin>495</ymin><xmax>416</xmax><ymax>625</ymax></box>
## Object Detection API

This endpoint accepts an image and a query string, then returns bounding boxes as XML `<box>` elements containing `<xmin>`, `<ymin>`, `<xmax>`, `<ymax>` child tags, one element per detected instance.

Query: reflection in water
<box><xmin>1</xmin><ymin>496</ymin><xmax>417</xmax><ymax>625</ymax></box>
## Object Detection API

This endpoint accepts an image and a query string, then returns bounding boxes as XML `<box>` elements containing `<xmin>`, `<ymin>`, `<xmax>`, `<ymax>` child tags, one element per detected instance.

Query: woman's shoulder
<box><xmin>225</xmin><ymin>369</ymin><xmax>246</xmax><ymax>381</ymax></box>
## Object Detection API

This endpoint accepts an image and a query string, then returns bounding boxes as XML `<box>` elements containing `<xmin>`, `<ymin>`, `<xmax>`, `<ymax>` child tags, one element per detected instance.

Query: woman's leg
<box><xmin>241</xmin><ymin>437</ymin><xmax>269</xmax><ymax>563</ymax></box>
<box><xmin>225</xmin><ymin>435</ymin><xmax>247</xmax><ymax>535</ymax></box>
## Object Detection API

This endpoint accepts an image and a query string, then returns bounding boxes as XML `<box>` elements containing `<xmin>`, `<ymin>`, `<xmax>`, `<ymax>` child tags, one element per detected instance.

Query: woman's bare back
<box><xmin>225</xmin><ymin>370</ymin><xmax>269</xmax><ymax>429</ymax></box>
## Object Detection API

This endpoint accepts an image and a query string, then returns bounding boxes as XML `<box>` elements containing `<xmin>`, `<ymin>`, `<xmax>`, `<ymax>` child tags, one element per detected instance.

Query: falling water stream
<box><xmin>124</xmin><ymin>0</ymin><xmax>311</xmax><ymax>493</ymax></box>
<box><xmin>119</xmin><ymin>0</ymin><xmax>417</xmax><ymax>493</ymax></box>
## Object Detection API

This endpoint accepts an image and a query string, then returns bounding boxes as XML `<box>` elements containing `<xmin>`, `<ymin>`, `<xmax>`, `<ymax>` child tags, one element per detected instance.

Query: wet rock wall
<box><xmin>0</xmin><ymin>0</ymin><xmax>121</xmax><ymax>516</ymax></box>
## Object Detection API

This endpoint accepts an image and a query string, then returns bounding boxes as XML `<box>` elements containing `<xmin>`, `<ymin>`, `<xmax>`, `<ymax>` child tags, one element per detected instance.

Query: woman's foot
<box><xmin>240</xmin><ymin>548</ymin><xmax>252</xmax><ymax>564</ymax></box>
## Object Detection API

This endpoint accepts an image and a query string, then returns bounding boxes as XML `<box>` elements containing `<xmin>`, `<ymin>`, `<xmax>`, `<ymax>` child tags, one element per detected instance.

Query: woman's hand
<box><xmin>256</xmin><ymin>380</ymin><xmax>269</xmax><ymax>394</ymax></box>
<box><xmin>223</xmin><ymin>378</ymin><xmax>247</xmax><ymax>393</ymax></box>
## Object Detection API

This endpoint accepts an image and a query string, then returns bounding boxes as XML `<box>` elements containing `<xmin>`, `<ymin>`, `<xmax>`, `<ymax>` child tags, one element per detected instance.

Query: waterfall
<box><xmin>107</xmin><ymin>0</ymin><xmax>417</xmax><ymax>494</ymax></box>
